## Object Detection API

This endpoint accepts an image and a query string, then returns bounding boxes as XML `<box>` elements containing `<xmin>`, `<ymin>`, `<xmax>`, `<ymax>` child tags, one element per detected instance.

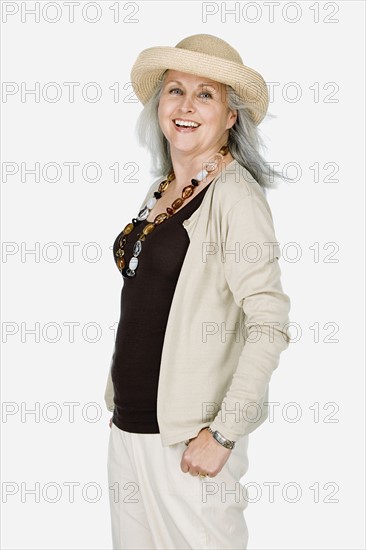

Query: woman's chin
<box><xmin>168</xmin><ymin>138</ymin><xmax>202</xmax><ymax>155</ymax></box>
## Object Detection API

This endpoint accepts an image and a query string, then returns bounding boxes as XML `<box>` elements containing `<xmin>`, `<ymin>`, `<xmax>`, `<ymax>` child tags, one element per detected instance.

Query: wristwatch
<box><xmin>207</xmin><ymin>427</ymin><xmax>236</xmax><ymax>450</ymax></box>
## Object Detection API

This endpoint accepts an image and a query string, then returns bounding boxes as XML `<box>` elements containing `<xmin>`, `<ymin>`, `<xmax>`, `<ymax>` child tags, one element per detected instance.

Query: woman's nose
<box><xmin>178</xmin><ymin>94</ymin><xmax>195</xmax><ymax>113</ymax></box>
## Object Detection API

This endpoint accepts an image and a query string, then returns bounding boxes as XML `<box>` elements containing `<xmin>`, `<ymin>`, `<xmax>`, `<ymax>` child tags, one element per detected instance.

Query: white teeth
<box><xmin>175</xmin><ymin>119</ymin><xmax>199</xmax><ymax>128</ymax></box>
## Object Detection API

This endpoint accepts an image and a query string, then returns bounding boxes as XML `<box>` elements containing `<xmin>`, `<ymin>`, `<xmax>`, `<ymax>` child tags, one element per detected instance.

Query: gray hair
<box><xmin>135</xmin><ymin>73</ymin><xmax>289</xmax><ymax>194</ymax></box>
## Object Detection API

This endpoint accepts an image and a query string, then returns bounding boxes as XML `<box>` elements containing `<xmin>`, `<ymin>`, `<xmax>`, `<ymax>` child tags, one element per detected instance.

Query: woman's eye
<box><xmin>169</xmin><ymin>88</ymin><xmax>182</xmax><ymax>95</ymax></box>
<box><xmin>200</xmin><ymin>92</ymin><xmax>212</xmax><ymax>99</ymax></box>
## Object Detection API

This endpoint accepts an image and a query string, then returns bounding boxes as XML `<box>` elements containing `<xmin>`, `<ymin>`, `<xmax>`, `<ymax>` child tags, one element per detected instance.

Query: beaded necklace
<box><xmin>115</xmin><ymin>145</ymin><xmax>229</xmax><ymax>278</ymax></box>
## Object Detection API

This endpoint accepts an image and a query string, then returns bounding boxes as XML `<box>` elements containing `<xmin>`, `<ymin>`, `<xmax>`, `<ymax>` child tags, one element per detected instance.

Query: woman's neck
<box><xmin>169</xmin><ymin>147</ymin><xmax>234</xmax><ymax>190</ymax></box>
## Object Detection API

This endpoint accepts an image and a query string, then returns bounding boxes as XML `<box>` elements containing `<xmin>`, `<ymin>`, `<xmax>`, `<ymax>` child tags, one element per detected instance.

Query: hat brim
<box><xmin>130</xmin><ymin>46</ymin><xmax>269</xmax><ymax>125</ymax></box>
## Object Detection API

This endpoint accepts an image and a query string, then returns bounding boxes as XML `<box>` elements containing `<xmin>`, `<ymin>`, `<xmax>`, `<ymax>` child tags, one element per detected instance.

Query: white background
<box><xmin>1</xmin><ymin>1</ymin><xmax>365</xmax><ymax>549</ymax></box>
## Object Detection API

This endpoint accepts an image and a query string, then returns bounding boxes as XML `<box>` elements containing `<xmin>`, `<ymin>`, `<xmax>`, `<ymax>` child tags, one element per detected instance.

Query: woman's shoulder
<box><xmin>214</xmin><ymin>159</ymin><xmax>269</xmax><ymax>215</ymax></box>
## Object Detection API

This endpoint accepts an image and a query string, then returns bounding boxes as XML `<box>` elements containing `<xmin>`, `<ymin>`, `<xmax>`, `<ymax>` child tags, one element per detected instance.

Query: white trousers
<box><xmin>107</xmin><ymin>422</ymin><xmax>250</xmax><ymax>549</ymax></box>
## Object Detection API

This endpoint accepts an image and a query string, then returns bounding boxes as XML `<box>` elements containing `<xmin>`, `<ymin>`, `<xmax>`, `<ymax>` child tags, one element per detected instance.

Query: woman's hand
<box><xmin>109</xmin><ymin>417</ymin><xmax>113</xmax><ymax>428</ymax></box>
<box><xmin>180</xmin><ymin>428</ymin><xmax>232</xmax><ymax>478</ymax></box>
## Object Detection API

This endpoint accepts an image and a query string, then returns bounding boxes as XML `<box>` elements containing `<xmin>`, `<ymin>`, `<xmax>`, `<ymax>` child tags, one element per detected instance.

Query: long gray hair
<box><xmin>135</xmin><ymin>72</ymin><xmax>288</xmax><ymax>193</ymax></box>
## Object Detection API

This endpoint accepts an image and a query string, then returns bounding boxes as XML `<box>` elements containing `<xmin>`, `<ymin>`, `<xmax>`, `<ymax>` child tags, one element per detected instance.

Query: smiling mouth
<box><xmin>173</xmin><ymin>119</ymin><xmax>201</xmax><ymax>129</ymax></box>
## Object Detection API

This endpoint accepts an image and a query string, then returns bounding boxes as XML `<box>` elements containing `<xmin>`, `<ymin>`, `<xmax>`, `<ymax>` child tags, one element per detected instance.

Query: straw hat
<box><xmin>130</xmin><ymin>33</ymin><xmax>269</xmax><ymax>125</ymax></box>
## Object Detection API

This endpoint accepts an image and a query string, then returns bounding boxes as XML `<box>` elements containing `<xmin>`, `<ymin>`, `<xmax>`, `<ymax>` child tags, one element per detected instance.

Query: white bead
<box><xmin>147</xmin><ymin>197</ymin><xmax>157</xmax><ymax>209</ymax></box>
<box><xmin>195</xmin><ymin>169</ymin><xmax>208</xmax><ymax>181</ymax></box>
<box><xmin>137</xmin><ymin>206</ymin><xmax>149</xmax><ymax>221</ymax></box>
<box><xmin>129</xmin><ymin>257</ymin><xmax>139</xmax><ymax>270</ymax></box>
<box><xmin>133</xmin><ymin>240</ymin><xmax>142</xmax><ymax>256</ymax></box>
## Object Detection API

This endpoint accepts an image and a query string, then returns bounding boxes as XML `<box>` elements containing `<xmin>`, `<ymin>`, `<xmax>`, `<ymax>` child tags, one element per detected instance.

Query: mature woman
<box><xmin>105</xmin><ymin>34</ymin><xmax>291</xmax><ymax>550</ymax></box>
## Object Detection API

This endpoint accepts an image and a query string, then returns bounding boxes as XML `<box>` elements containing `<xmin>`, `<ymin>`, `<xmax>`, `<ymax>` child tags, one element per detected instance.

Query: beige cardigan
<box><xmin>104</xmin><ymin>159</ymin><xmax>291</xmax><ymax>446</ymax></box>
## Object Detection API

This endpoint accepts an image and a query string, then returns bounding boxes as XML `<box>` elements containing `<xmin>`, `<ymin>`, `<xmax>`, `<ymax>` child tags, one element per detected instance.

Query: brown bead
<box><xmin>123</xmin><ymin>223</ymin><xmax>135</xmax><ymax>235</ymax></box>
<box><xmin>172</xmin><ymin>198</ymin><xmax>184</xmax><ymax>210</ymax></box>
<box><xmin>142</xmin><ymin>223</ymin><xmax>155</xmax><ymax>235</ymax></box>
<box><xmin>154</xmin><ymin>213</ymin><xmax>168</xmax><ymax>225</ymax></box>
<box><xmin>117</xmin><ymin>257</ymin><xmax>125</xmax><ymax>270</ymax></box>
<box><xmin>158</xmin><ymin>180</ymin><xmax>169</xmax><ymax>193</ymax></box>
<box><xmin>166</xmin><ymin>207</ymin><xmax>174</xmax><ymax>216</ymax></box>
<box><xmin>182</xmin><ymin>185</ymin><xmax>194</xmax><ymax>199</ymax></box>
<box><xmin>167</xmin><ymin>171</ymin><xmax>175</xmax><ymax>181</ymax></box>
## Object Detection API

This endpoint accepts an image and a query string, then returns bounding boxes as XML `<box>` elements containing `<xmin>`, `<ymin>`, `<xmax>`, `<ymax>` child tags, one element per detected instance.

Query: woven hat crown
<box><xmin>175</xmin><ymin>34</ymin><xmax>244</xmax><ymax>65</ymax></box>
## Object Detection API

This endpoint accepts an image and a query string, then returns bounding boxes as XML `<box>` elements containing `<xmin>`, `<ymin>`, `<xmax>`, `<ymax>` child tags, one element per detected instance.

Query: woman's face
<box><xmin>158</xmin><ymin>70</ymin><xmax>237</xmax><ymax>157</ymax></box>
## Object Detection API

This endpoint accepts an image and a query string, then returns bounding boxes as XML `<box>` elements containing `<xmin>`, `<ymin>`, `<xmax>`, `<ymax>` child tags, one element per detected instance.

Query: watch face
<box><xmin>216</xmin><ymin>433</ymin><xmax>225</xmax><ymax>443</ymax></box>
<box><xmin>213</xmin><ymin>431</ymin><xmax>234</xmax><ymax>448</ymax></box>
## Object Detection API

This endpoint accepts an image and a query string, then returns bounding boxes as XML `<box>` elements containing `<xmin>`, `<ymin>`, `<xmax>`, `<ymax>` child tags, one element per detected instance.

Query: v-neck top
<box><xmin>111</xmin><ymin>181</ymin><xmax>213</xmax><ymax>433</ymax></box>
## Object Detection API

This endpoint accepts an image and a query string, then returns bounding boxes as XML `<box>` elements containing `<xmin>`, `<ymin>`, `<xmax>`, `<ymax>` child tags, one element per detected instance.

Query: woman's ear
<box><xmin>227</xmin><ymin>109</ymin><xmax>238</xmax><ymax>130</ymax></box>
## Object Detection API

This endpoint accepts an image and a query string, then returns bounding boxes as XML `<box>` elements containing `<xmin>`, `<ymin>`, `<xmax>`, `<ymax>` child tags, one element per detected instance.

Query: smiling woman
<box><xmin>105</xmin><ymin>33</ymin><xmax>291</xmax><ymax>550</ymax></box>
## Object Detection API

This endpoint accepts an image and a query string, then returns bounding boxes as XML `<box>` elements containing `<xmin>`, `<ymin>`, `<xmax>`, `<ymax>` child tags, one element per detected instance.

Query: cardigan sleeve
<box><xmin>208</xmin><ymin>190</ymin><xmax>291</xmax><ymax>441</ymax></box>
